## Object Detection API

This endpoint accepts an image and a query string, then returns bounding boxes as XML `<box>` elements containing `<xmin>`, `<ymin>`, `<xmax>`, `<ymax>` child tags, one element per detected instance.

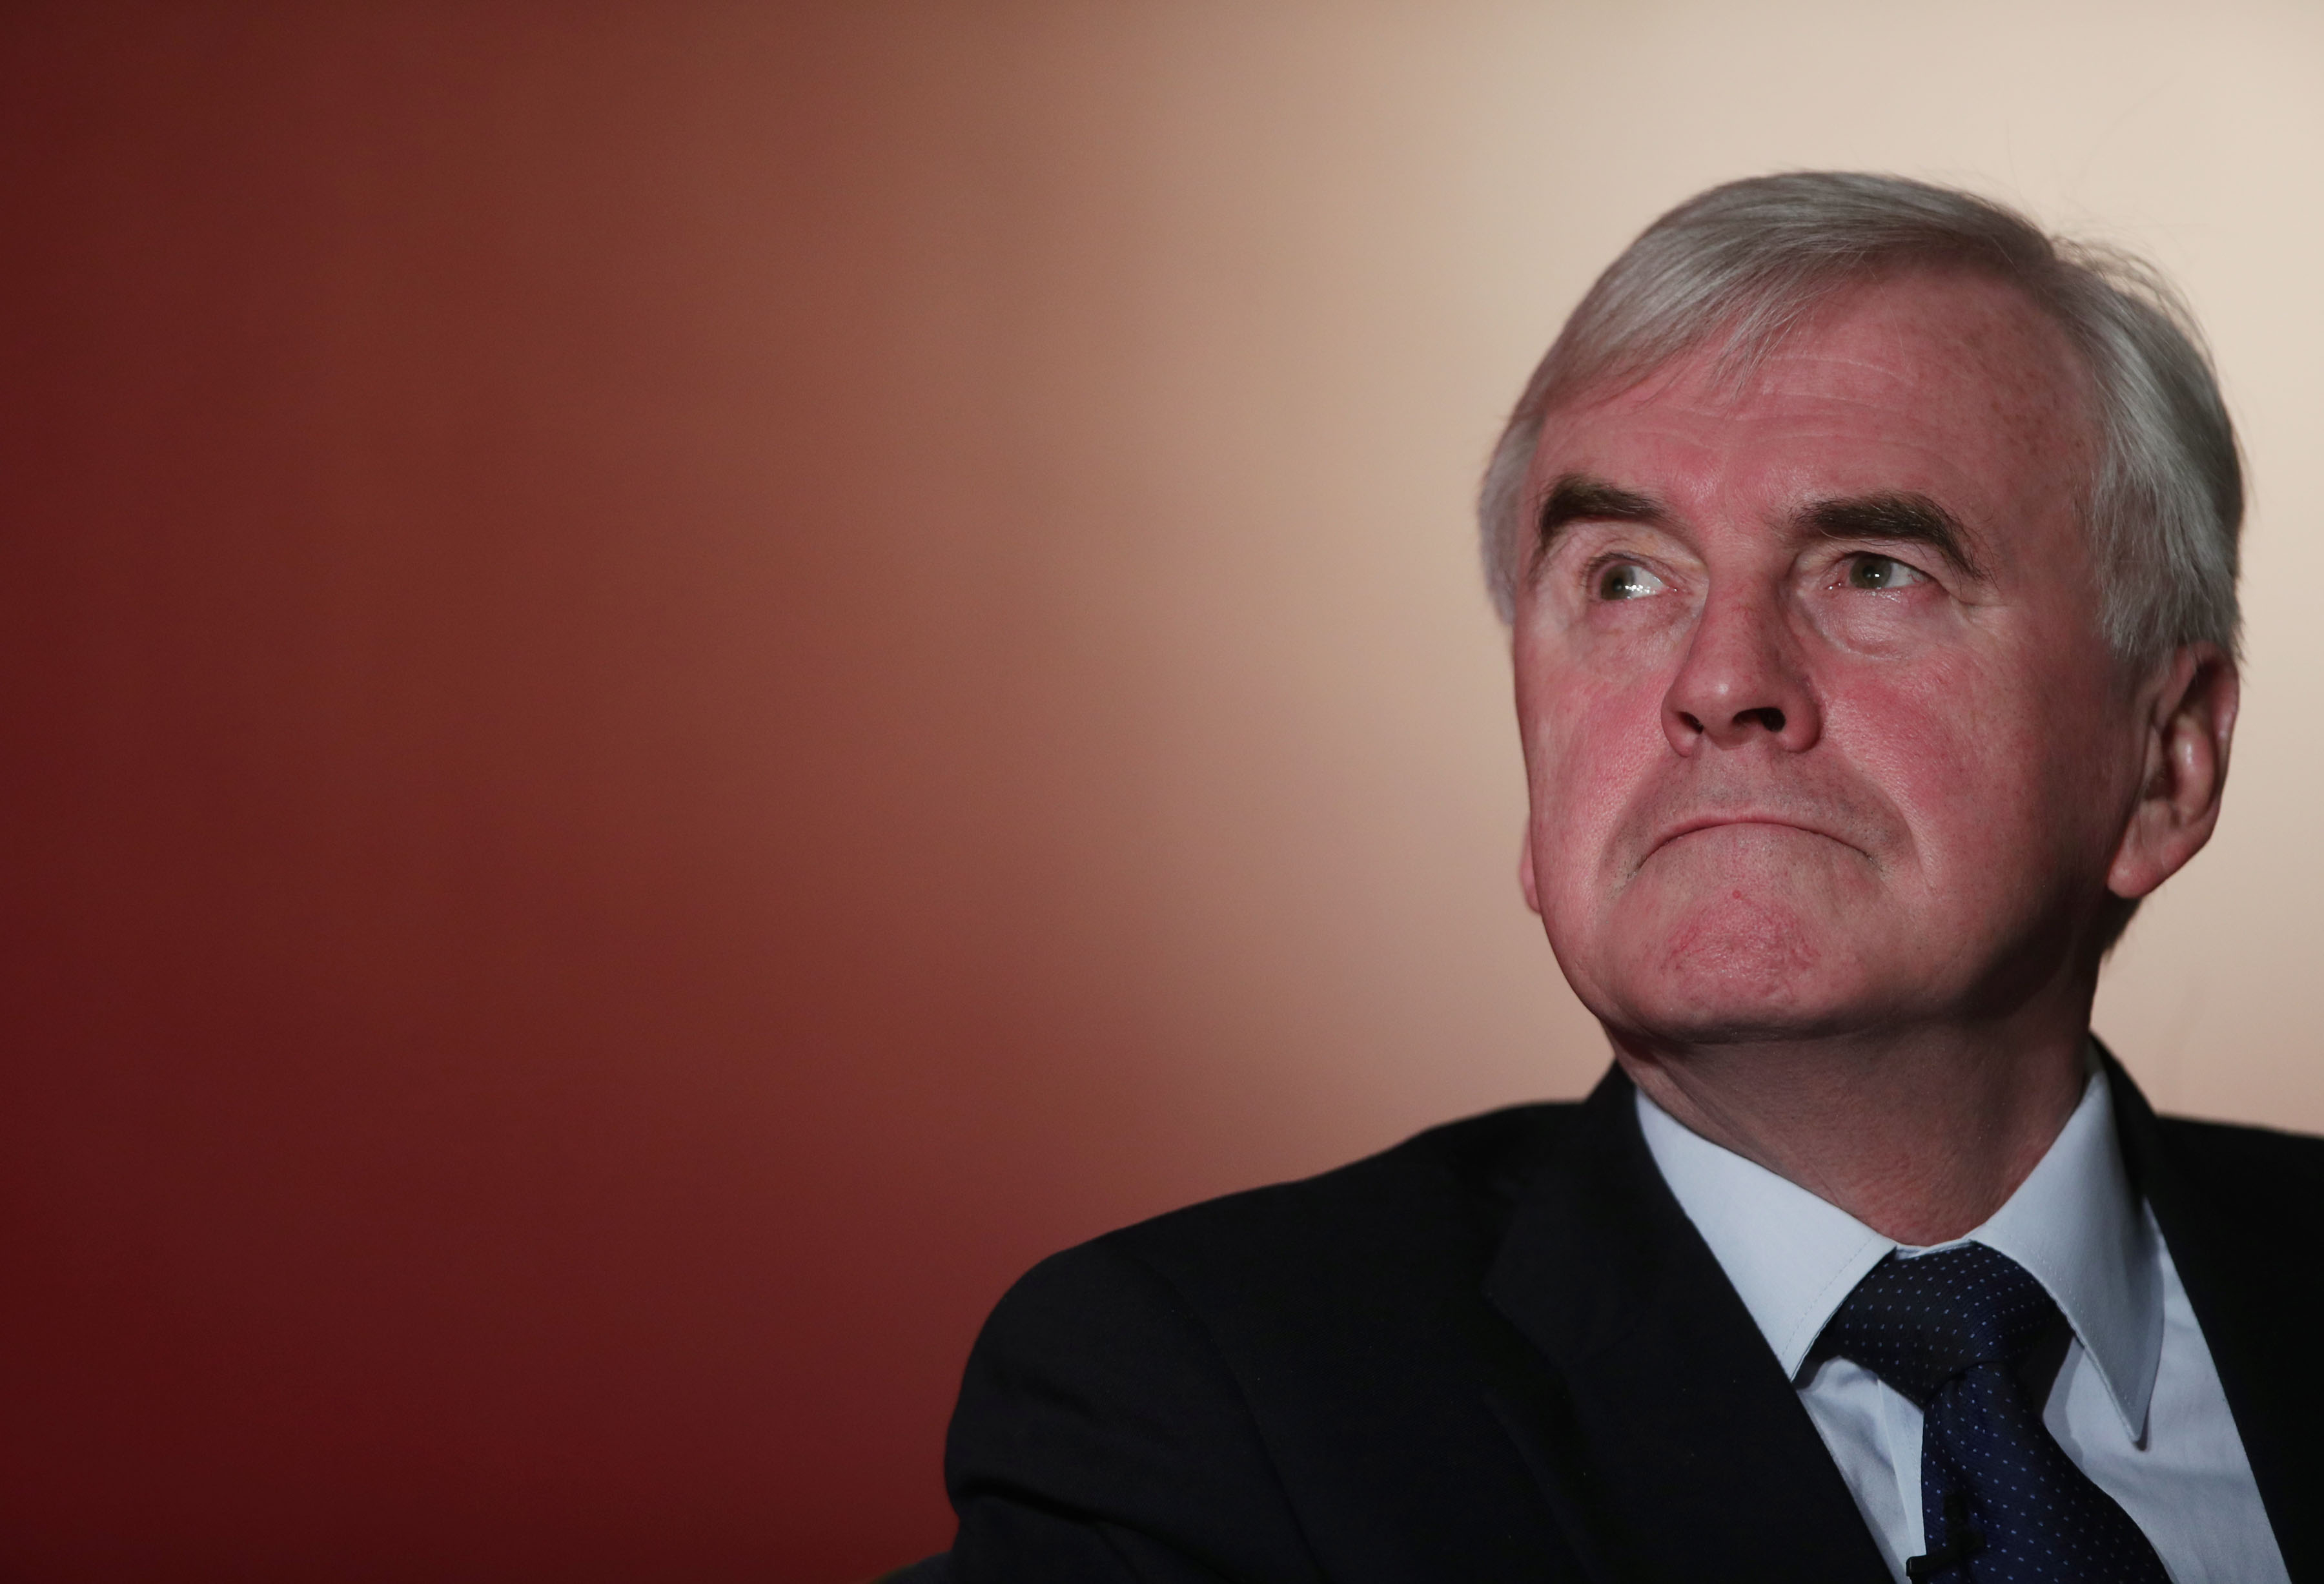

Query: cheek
<box><xmin>1825</xmin><ymin>649</ymin><xmax>2110</xmax><ymax>885</ymax></box>
<box><xmin>1518</xmin><ymin>665</ymin><xmax>1668</xmax><ymax>876</ymax></box>
<box><xmin>1829</xmin><ymin>670</ymin><xmax>1985</xmax><ymax>812</ymax></box>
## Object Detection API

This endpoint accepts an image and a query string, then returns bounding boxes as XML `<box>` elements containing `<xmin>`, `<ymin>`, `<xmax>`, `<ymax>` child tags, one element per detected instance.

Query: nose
<box><xmin>1660</xmin><ymin>584</ymin><xmax>1822</xmax><ymax>756</ymax></box>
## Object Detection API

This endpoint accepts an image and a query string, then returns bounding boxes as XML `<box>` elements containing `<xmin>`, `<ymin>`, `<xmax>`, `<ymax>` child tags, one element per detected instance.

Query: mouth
<box><xmin>1647</xmin><ymin>815</ymin><xmax>1864</xmax><ymax>860</ymax></box>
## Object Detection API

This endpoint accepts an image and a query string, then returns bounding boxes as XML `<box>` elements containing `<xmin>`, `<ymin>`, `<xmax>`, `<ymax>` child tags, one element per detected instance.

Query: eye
<box><xmin>1843</xmin><ymin>554</ymin><xmax>1927</xmax><ymax>591</ymax></box>
<box><xmin>1595</xmin><ymin>561</ymin><xmax>1668</xmax><ymax>601</ymax></box>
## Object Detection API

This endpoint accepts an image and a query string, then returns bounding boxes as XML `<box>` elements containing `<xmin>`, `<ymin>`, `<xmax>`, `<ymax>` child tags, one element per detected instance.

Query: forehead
<box><xmin>1528</xmin><ymin>271</ymin><xmax>2098</xmax><ymax>529</ymax></box>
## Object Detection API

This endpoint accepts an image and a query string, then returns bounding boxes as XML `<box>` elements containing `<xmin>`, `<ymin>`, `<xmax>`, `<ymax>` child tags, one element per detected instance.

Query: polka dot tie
<box><xmin>1818</xmin><ymin>1242</ymin><xmax>2169</xmax><ymax>1582</ymax></box>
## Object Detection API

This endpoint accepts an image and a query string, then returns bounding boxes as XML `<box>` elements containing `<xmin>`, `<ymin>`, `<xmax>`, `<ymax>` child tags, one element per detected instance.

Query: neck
<box><xmin>1613</xmin><ymin>1014</ymin><xmax>2092</xmax><ymax>1246</ymax></box>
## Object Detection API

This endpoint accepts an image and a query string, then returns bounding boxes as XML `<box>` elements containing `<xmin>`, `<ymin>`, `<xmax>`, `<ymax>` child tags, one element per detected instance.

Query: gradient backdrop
<box><xmin>5</xmin><ymin>3</ymin><xmax>2320</xmax><ymax>1579</ymax></box>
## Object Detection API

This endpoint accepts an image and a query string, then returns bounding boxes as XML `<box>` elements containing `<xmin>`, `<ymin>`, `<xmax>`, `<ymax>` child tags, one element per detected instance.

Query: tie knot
<box><xmin>1818</xmin><ymin>1242</ymin><xmax>2059</xmax><ymax>1406</ymax></box>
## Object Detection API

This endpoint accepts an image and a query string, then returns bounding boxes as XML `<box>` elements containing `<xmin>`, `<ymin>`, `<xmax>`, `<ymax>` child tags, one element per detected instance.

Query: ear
<box><xmin>1520</xmin><ymin>827</ymin><xmax>1542</xmax><ymax>916</ymax></box>
<box><xmin>2106</xmin><ymin>644</ymin><xmax>2239</xmax><ymax>902</ymax></box>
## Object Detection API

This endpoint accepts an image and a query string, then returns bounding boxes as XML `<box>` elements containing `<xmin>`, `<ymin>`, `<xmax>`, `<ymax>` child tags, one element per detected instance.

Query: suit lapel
<box><xmin>1482</xmin><ymin>1068</ymin><xmax>1893</xmax><ymax>1584</ymax></box>
<box><xmin>2103</xmin><ymin>1051</ymin><xmax>2324</xmax><ymax>1580</ymax></box>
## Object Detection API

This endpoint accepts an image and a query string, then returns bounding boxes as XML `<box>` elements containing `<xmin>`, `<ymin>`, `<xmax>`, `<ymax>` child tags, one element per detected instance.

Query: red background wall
<box><xmin>5</xmin><ymin>5</ymin><xmax>2319</xmax><ymax>1581</ymax></box>
<box><xmin>0</xmin><ymin>8</ymin><xmax>1597</xmax><ymax>1578</ymax></box>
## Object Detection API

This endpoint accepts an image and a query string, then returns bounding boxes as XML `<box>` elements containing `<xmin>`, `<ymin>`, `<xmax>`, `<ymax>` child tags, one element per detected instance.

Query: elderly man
<box><xmin>919</xmin><ymin>174</ymin><xmax>2318</xmax><ymax>1582</ymax></box>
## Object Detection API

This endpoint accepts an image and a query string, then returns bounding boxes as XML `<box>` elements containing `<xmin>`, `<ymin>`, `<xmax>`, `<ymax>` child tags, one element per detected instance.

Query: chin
<box><xmin>1564</xmin><ymin>887</ymin><xmax>1892</xmax><ymax>1047</ymax></box>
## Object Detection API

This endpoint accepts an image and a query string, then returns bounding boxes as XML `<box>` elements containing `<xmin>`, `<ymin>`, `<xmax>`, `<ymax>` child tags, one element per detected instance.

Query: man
<box><xmin>917</xmin><ymin>174</ymin><xmax>2320</xmax><ymax>1581</ymax></box>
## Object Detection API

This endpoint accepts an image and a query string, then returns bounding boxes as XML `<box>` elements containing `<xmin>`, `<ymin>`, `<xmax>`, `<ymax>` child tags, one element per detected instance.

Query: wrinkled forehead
<box><xmin>1529</xmin><ymin>269</ymin><xmax>2104</xmax><ymax>515</ymax></box>
<box><xmin>1551</xmin><ymin>266</ymin><xmax>2095</xmax><ymax>423</ymax></box>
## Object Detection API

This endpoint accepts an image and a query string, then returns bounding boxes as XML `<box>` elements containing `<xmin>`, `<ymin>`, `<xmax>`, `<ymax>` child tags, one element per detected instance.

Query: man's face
<box><xmin>1513</xmin><ymin>270</ymin><xmax>2146</xmax><ymax>1048</ymax></box>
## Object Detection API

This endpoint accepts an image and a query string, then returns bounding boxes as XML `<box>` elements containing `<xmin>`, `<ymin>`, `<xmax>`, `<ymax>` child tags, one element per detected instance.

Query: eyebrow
<box><xmin>1800</xmin><ymin>493</ymin><xmax>1986</xmax><ymax>579</ymax></box>
<box><xmin>1531</xmin><ymin>473</ymin><xmax>1671</xmax><ymax>569</ymax></box>
<box><xmin>1532</xmin><ymin>473</ymin><xmax>1988</xmax><ymax>582</ymax></box>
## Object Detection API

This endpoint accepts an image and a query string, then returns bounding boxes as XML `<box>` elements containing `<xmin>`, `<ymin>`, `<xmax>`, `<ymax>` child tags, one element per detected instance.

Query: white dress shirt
<box><xmin>1637</xmin><ymin>1065</ymin><xmax>2286</xmax><ymax>1584</ymax></box>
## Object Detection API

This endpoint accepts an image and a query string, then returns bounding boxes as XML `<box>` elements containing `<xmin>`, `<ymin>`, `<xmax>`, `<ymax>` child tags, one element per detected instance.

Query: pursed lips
<box><xmin>1647</xmin><ymin>814</ymin><xmax>1867</xmax><ymax>860</ymax></box>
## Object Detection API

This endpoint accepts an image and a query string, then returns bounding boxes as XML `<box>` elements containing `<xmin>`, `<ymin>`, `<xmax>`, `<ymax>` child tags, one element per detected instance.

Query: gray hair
<box><xmin>1478</xmin><ymin>172</ymin><xmax>2242</xmax><ymax>668</ymax></box>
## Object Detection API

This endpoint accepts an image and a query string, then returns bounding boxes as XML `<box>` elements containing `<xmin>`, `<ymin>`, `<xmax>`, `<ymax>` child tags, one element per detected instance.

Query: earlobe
<box><xmin>2106</xmin><ymin>646</ymin><xmax>2239</xmax><ymax>901</ymax></box>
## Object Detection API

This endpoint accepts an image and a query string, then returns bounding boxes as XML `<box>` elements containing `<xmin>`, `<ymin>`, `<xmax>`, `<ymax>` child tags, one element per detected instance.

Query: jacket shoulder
<box><xmin>2146</xmin><ymin>1109</ymin><xmax>2324</xmax><ymax>1299</ymax></box>
<box><xmin>2142</xmin><ymin>1109</ymin><xmax>2324</xmax><ymax>1576</ymax></box>
<box><xmin>1106</xmin><ymin>1099</ymin><xmax>1584</xmax><ymax>1288</ymax></box>
<box><xmin>2155</xmin><ymin>1110</ymin><xmax>2324</xmax><ymax>1190</ymax></box>
<box><xmin>943</xmin><ymin>1101</ymin><xmax>1594</xmax><ymax>1582</ymax></box>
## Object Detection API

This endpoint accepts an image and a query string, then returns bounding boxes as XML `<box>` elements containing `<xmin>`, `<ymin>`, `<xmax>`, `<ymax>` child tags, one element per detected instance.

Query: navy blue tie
<box><xmin>1818</xmin><ymin>1242</ymin><xmax>2169</xmax><ymax>1582</ymax></box>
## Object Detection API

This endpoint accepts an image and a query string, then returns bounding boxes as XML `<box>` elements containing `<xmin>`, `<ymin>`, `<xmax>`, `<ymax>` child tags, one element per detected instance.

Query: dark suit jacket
<box><xmin>924</xmin><ymin>1056</ymin><xmax>2323</xmax><ymax>1582</ymax></box>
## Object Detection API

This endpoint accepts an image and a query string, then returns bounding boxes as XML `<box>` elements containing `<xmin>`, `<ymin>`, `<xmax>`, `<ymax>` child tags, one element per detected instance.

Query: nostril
<box><xmin>1741</xmin><ymin>706</ymin><xmax>1786</xmax><ymax>733</ymax></box>
<box><xmin>1677</xmin><ymin>711</ymin><xmax>1705</xmax><ymax>734</ymax></box>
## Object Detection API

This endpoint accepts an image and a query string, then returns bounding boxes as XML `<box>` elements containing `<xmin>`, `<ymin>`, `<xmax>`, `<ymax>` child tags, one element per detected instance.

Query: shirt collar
<box><xmin>1636</xmin><ymin>1056</ymin><xmax>2163</xmax><ymax>1441</ymax></box>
